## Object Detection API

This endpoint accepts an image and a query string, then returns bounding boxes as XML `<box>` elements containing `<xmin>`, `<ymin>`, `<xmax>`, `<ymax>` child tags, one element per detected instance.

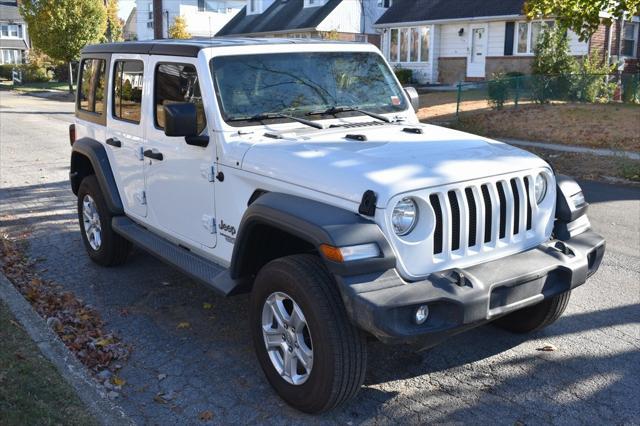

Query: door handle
<box><xmin>143</xmin><ymin>149</ymin><xmax>163</xmax><ymax>161</ymax></box>
<box><xmin>106</xmin><ymin>138</ymin><xmax>122</xmax><ymax>148</ymax></box>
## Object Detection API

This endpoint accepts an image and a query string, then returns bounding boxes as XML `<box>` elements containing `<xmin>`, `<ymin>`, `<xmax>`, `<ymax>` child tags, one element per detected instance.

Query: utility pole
<box><xmin>153</xmin><ymin>0</ymin><xmax>163</xmax><ymax>39</ymax></box>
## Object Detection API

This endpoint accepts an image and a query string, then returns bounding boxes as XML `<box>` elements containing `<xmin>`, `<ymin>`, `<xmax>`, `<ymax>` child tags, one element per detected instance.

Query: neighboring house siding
<box><xmin>0</xmin><ymin>2</ymin><xmax>30</xmax><ymax>65</ymax></box>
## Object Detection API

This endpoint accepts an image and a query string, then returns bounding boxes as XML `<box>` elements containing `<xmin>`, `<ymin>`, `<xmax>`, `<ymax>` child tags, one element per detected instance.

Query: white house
<box><xmin>374</xmin><ymin>0</ymin><xmax>596</xmax><ymax>84</ymax></box>
<box><xmin>136</xmin><ymin>0</ymin><xmax>245</xmax><ymax>40</ymax></box>
<box><xmin>0</xmin><ymin>1</ymin><xmax>30</xmax><ymax>65</ymax></box>
<box><xmin>217</xmin><ymin>0</ymin><xmax>392</xmax><ymax>46</ymax></box>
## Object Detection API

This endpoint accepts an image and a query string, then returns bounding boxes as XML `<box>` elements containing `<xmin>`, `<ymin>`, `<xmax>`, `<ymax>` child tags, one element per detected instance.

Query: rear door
<box><xmin>143</xmin><ymin>58</ymin><xmax>217</xmax><ymax>248</ymax></box>
<box><xmin>105</xmin><ymin>54</ymin><xmax>148</xmax><ymax>219</ymax></box>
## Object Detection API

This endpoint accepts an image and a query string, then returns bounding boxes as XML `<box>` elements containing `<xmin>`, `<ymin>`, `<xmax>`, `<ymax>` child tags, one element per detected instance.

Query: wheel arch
<box><xmin>229</xmin><ymin>192</ymin><xmax>396</xmax><ymax>291</ymax></box>
<box><xmin>70</xmin><ymin>138</ymin><xmax>124</xmax><ymax>215</ymax></box>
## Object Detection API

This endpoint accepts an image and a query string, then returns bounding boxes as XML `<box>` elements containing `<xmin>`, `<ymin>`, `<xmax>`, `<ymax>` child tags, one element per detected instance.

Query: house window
<box><xmin>0</xmin><ymin>24</ymin><xmax>22</xmax><ymax>39</ymax></box>
<box><xmin>113</xmin><ymin>60</ymin><xmax>144</xmax><ymax>123</ymax></box>
<box><xmin>516</xmin><ymin>20</ymin><xmax>554</xmax><ymax>54</ymax></box>
<box><xmin>621</xmin><ymin>22</ymin><xmax>639</xmax><ymax>57</ymax></box>
<box><xmin>199</xmin><ymin>0</ymin><xmax>223</xmax><ymax>12</ymax></box>
<box><xmin>386</xmin><ymin>26</ymin><xmax>431</xmax><ymax>63</ymax></box>
<box><xmin>79</xmin><ymin>59</ymin><xmax>107</xmax><ymax>115</ymax></box>
<box><xmin>148</xmin><ymin>3</ymin><xmax>153</xmax><ymax>20</ymax></box>
<box><xmin>378</xmin><ymin>0</ymin><xmax>392</xmax><ymax>7</ymax></box>
<box><xmin>0</xmin><ymin>49</ymin><xmax>22</xmax><ymax>64</ymax></box>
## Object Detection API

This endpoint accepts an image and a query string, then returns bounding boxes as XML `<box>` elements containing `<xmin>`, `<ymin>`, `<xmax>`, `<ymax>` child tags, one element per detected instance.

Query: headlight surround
<box><xmin>392</xmin><ymin>197</ymin><xmax>418</xmax><ymax>236</ymax></box>
<box><xmin>534</xmin><ymin>173</ymin><xmax>548</xmax><ymax>204</ymax></box>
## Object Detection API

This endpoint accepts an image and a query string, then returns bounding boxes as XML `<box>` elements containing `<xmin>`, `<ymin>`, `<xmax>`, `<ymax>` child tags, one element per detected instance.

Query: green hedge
<box><xmin>0</xmin><ymin>63</ymin><xmax>51</xmax><ymax>83</ymax></box>
<box><xmin>394</xmin><ymin>67</ymin><xmax>413</xmax><ymax>85</ymax></box>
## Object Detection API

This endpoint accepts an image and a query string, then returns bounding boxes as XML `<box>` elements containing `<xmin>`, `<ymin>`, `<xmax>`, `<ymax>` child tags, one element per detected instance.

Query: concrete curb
<box><xmin>0</xmin><ymin>272</ymin><xmax>135</xmax><ymax>426</ymax></box>
<box><xmin>499</xmin><ymin>138</ymin><xmax>640</xmax><ymax>161</ymax></box>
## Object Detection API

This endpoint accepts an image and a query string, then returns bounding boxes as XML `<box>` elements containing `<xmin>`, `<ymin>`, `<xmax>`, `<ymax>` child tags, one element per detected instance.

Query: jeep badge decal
<box><xmin>219</xmin><ymin>220</ymin><xmax>236</xmax><ymax>236</ymax></box>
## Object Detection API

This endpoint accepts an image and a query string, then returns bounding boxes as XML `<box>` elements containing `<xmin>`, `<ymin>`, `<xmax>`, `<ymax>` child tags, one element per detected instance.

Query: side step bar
<box><xmin>112</xmin><ymin>216</ymin><xmax>238</xmax><ymax>296</ymax></box>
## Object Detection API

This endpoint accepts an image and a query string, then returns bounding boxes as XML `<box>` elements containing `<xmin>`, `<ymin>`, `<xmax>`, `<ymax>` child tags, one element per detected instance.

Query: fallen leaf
<box><xmin>537</xmin><ymin>344</ymin><xmax>557</xmax><ymax>352</ymax></box>
<box><xmin>153</xmin><ymin>393</ymin><xmax>168</xmax><ymax>404</ymax></box>
<box><xmin>14</xmin><ymin>351</ymin><xmax>26</xmax><ymax>360</ymax></box>
<box><xmin>203</xmin><ymin>303</ymin><xmax>213</xmax><ymax>310</ymax></box>
<box><xmin>111</xmin><ymin>376</ymin><xmax>126</xmax><ymax>387</ymax></box>
<box><xmin>157</xmin><ymin>373</ymin><xmax>167</xmax><ymax>381</ymax></box>
<box><xmin>177</xmin><ymin>321</ymin><xmax>191</xmax><ymax>329</ymax></box>
<box><xmin>199</xmin><ymin>410</ymin><xmax>214</xmax><ymax>421</ymax></box>
<box><xmin>94</xmin><ymin>337</ymin><xmax>113</xmax><ymax>347</ymax></box>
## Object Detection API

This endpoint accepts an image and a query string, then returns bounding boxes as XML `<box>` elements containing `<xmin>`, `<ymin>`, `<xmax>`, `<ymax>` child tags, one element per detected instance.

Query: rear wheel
<box><xmin>77</xmin><ymin>175</ymin><xmax>130</xmax><ymax>266</ymax></box>
<box><xmin>250</xmin><ymin>254</ymin><xmax>367</xmax><ymax>413</ymax></box>
<box><xmin>493</xmin><ymin>291</ymin><xmax>571</xmax><ymax>333</ymax></box>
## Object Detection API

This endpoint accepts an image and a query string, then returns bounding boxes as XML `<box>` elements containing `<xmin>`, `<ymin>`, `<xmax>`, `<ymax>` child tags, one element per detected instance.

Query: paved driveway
<box><xmin>1</xmin><ymin>90</ymin><xmax>639</xmax><ymax>425</ymax></box>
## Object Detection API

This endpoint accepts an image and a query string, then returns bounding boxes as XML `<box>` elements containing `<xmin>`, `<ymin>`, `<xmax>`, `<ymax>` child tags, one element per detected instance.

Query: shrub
<box><xmin>570</xmin><ymin>52</ymin><xmax>616</xmax><ymax>102</ymax></box>
<box><xmin>0</xmin><ymin>64</ymin><xmax>13</xmax><ymax>80</ymax></box>
<box><xmin>18</xmin><ymin>63</ymin><xmax>51</xmax><ymax>83</ymax></box>
<box><xmin>532</xmin><ymin>26</ymin><xmax>578</xmax><ymax>102</ymax></box>
<box><xmin>488</xmin><ymin>72</ymin><xmax>511</xmax><ymax>110</ymax></box>
<box><xmin>621</xmin><ymin>73</ymin><xmax>640</xmax><ymax>104</ymax></box>
<box><xmin>394</xmin><ymin>66</ymin><xmax>413</xmax><ymax>85</ymax></box>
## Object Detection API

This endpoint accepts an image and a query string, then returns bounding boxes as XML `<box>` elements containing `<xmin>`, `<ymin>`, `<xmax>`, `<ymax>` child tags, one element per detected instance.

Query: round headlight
<box><xmin>534</xmin><ymin>173</ymin><xmax>548</xmax><ymax>204</ymax></box>
<box><xmin>392</xmin><ymin>198</ymin><xmax>418</xmax><ymax>236</ymax></box>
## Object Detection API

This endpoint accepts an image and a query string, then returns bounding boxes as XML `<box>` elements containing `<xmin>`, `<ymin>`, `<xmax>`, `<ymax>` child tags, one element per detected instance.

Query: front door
<box><xmin>143</xmin><ymin>58</ymin><xmax>217</xmax><ymax>248</ymax></box>
<box><xmin>467</xmin><ymin>25</ymin><xmax>488</xmax><ymax>78</ymax></box>
<box><xmin>105</xmin><ymin>54</ymin><xmax>148</xmax><ymax>218</ymax></box>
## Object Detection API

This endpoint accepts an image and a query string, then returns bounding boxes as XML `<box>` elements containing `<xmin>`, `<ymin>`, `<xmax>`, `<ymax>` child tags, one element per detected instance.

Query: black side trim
<box><xmin>345</xmin><ymin>134</ymin><xmax>367</xmax><ymax>141</ymax></box>
<box><xmin>504</xmin><ymin>22</ymin><xmax>515</xmax><ymax>56</ymax></box>
<box><xmin>231</xmin><ymin>193</ymin><xmax>395</xmax><ymax>279</ymax></box>
<box><xmin>70</xmin><ymin>138</ymin><xmax>124</xmax><ymax>215</ymax></box>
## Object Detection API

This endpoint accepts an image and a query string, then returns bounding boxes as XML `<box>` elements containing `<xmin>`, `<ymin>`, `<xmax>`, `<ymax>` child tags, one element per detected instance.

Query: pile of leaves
<box><xmin>0</xmin><ymin>234</ymin><xmax>129</xmax><ymax>379</ymax></box>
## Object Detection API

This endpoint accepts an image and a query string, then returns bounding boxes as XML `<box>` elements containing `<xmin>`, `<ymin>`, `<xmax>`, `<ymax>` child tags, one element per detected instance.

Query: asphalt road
<box><xmin>1</xmin><ymin>90</ymin><xmax>639</xmax><ymax>425</ymax></box>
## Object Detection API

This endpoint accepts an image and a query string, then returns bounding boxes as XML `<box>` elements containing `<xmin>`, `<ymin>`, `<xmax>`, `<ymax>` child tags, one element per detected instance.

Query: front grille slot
<box><xmin>465</xmin><ymin>188</ymin><xmax>477</xmax><ymax>247</ymax></box>
<box><xmin>447</xmin><ymin>191</ymin><xmax>461</xmax><ymax>251</ymax></box>
<box><xmin>524</xmin><ymin>177</ymin><xmax>532</xmax><ymax>230</ymax></box>
<box><xmin>510</xmin><ymin>178</ymin><xmax>520</xmax><ymax>235</ymax></box>
<box><xmin>481</xmin><ymin>184</ymin><xmax>492</xmax><ymax>243</ymax></box>
<box><xmin>497</xmin><ymin>182</ymin><xmax>507</xmax><ymax>239</ymax></box>
<box><xmin>430</xmin><ymin>194</ymin><xmax>443</xmax><ymax>254</ymax></box>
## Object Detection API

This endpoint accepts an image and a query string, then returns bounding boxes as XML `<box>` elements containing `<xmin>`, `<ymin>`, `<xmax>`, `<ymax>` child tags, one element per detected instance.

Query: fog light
<box><xmin>414</xmin><ymin>305</ymin><xmax>429</xmax><ymax>325</ymax></box>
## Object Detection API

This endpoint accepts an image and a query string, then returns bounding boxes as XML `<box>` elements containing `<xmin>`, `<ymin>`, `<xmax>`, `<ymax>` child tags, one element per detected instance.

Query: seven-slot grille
<box><xmin>428</xmin><ymin>175</ymin><xmax>534</xmax><ymax>258</ymax></box>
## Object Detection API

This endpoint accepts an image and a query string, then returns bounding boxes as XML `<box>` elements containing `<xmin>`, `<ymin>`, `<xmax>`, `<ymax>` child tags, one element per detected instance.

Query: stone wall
<box><xmin>437</xmin><ymin>57</ymin><xmax>466</xmax><ymax>84</ymax></box>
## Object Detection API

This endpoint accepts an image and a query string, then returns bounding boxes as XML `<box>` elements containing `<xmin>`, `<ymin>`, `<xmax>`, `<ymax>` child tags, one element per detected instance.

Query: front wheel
<box><xmin>249</xmin><ymin>255</ymin><xmax>367</xmax><ymax>413</ymax></box>
<box><xmin>493</xmin><ymin>291</ymin><xmax>571</xmax><ymax>333</ymax></box>
<box><xmin>77</xmin><ymin>175</ymin><xmax>131</xmax><ymax>266</ymax></box>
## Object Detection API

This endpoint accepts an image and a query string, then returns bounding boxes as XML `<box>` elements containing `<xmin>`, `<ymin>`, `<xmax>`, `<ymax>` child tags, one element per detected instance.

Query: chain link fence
<box><xmin>454</xmin><ymin>72</ymin><xmax>640</xmax><ymax>120</ymax></box>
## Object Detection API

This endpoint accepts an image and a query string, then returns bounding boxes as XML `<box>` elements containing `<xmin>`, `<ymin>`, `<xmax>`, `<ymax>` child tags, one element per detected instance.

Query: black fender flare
<box><xmin>229</xmin><ymin>192</ymin><xmax>396</xmax><ymax>279</ymax></box>
<box><xmin>70</xmin><ymin>138</ymin><xmax>124</xmax><ymax>215</ymax></box>
<box><xmin>554</xmin><ymin>175</ymin><xmax>590</xmax><ymax>240</ymax></box>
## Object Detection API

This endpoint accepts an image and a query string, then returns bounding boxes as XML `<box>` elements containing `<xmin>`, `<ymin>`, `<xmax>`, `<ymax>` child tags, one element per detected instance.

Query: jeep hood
<box><xmin>241</xmin><ymin>124</ymin><xmax>550</xmax><ymax>208</ymax></box>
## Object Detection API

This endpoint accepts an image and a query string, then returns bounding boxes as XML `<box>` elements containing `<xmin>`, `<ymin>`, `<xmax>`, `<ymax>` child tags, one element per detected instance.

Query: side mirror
<box><xmin>404</xmin><ymin>86</ymin><xmax>420</xmax><ymax>111</ymax></box>
<box><xmin>163</xmin><ymin>103</ymin><xmax>209</xmax><ymax>147</ymax></box>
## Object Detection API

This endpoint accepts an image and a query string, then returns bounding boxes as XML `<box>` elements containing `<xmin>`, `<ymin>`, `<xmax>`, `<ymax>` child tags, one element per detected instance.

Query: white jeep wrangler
<box><xmin>70</xmin><ymin>39</ymin><xmax>605</xmax><ymax>413</ymax></box>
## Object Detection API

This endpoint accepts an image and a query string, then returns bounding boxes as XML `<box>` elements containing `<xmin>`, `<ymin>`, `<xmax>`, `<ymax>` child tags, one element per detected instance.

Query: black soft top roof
<box><xmin>81</xmin><ymin>37</ymin><xmax>357</xmax><ymax>58</ymax></box>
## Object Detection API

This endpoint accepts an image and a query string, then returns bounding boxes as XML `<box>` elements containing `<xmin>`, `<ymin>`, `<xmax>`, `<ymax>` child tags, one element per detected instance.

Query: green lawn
<box><xmin>0</xmin><ymin>301</ymin><xmax>96</xmax><ymax>426</ymax></box>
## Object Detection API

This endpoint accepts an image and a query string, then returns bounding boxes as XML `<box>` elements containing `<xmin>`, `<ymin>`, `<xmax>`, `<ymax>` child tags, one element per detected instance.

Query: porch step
<box><xmin>112</xmin><ymin>216</ymin><xmax>237</xmax><ymax>296</ymax></box>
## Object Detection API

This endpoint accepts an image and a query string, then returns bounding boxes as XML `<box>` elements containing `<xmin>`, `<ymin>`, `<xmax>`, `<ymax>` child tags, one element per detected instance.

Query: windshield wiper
<box><xmin>229</xmin><ymin>113</ymin><xmax>325</xmax><ymax>130</ymax></box>
<box><xmin>306</xmin><ymin>106</ymin><xmax>393</xmax><ymax>123</ymax></box>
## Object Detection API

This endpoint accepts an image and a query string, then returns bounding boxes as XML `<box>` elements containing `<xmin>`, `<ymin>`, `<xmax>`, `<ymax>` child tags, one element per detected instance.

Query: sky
<box><xmin>119</xmin><ymin>0</ymin><xmax>136</xmax><ymax>20</ymax></box>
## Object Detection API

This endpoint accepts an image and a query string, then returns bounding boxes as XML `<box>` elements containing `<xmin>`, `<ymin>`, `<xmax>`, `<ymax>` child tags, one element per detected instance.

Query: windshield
<box><xmin>211</xmin><ymin>52</ymin><xmax>407</xmax><ymax>126</ymax></box>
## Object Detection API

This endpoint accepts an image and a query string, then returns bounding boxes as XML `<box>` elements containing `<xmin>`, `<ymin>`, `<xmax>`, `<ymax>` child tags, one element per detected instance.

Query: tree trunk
<box><xmin>68</xmin><ymin>62</ymin><xmax>74</xmax><ymax>93</ymax></box>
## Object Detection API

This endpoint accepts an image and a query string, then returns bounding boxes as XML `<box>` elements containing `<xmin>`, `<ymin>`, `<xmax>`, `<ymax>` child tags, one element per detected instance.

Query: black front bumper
<box><xmin>337</xmin><ymin>230</ymin><xmax>605</xmax><ymax>349</ymax></box>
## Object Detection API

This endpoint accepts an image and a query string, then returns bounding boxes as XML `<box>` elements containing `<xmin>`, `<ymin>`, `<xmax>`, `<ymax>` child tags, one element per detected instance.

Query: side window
<box><xmin>155</xmin><ymin>63</ymin><xmax>206</xmax><ymax>133</ymax></box>
<box><xmin>79</xmin><ymin>59</ymin><xmax>106</xmax><ymax>114</ymax></box>
<box><xmin>113</xmin><ymin>60</ymin><xmax>144</xmax><ymax>123</ymax></box>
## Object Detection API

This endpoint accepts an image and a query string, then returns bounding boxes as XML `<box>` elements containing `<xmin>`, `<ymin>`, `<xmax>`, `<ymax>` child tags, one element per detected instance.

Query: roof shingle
<box><xmin>376</xmin><ymin>0</ymin><xmax>525</xmax><ymax>25</ymax></box>
<box><xmin>217</xmin><ymin>0</ymin><xmax>343</xmax><ymax>36</ymax></box>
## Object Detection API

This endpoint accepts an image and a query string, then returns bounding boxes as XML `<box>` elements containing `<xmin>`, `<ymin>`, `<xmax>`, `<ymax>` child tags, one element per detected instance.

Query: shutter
<box><xmin>504</xmin><ymin>22</ymin><xmax>515</xmax><ymax>56</ymax></box>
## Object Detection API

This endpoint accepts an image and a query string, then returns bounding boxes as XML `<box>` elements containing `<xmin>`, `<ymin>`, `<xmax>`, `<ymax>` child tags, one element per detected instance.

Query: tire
<box><xmin>493</xmin><ymin>291</ymin><xmax>571</xmax><ymax>333</ymax></box>
<box><xmin>249</xmin><ymin>254</ymin><xmax>367</xmax><ymax>413</ymax></box>
<box><xmin>77</xmin><ymin>175</ymin><xmax>130</xmax><ymax>266</ymax></box>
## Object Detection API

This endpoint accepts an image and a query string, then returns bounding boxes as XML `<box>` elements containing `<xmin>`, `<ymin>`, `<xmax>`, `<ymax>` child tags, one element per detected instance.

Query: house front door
<box><xmin>467</xmin><ymin>24</ymin><xmax>488</xmax><ymax>78</ymax></box>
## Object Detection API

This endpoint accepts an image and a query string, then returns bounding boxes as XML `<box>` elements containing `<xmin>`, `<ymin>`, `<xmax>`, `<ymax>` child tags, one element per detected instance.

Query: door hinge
<box><xmin>202</xmin><ymin>214</ymin><xmax>216</xmax><ymax>234</ymax></box>
<box><xmin>137</xmin><ymin>146</ymin><xmax>144</xmax><ymax>161</ymax></box>
<box><xmin>200</xmin><ymin>164</ymin><xmax>215</xmax><ymax>182</ymax></box>
<box><xmin>135</xmin><ymin>190</ymin><xmax>147</xmax><ymax>205</ymax></box>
